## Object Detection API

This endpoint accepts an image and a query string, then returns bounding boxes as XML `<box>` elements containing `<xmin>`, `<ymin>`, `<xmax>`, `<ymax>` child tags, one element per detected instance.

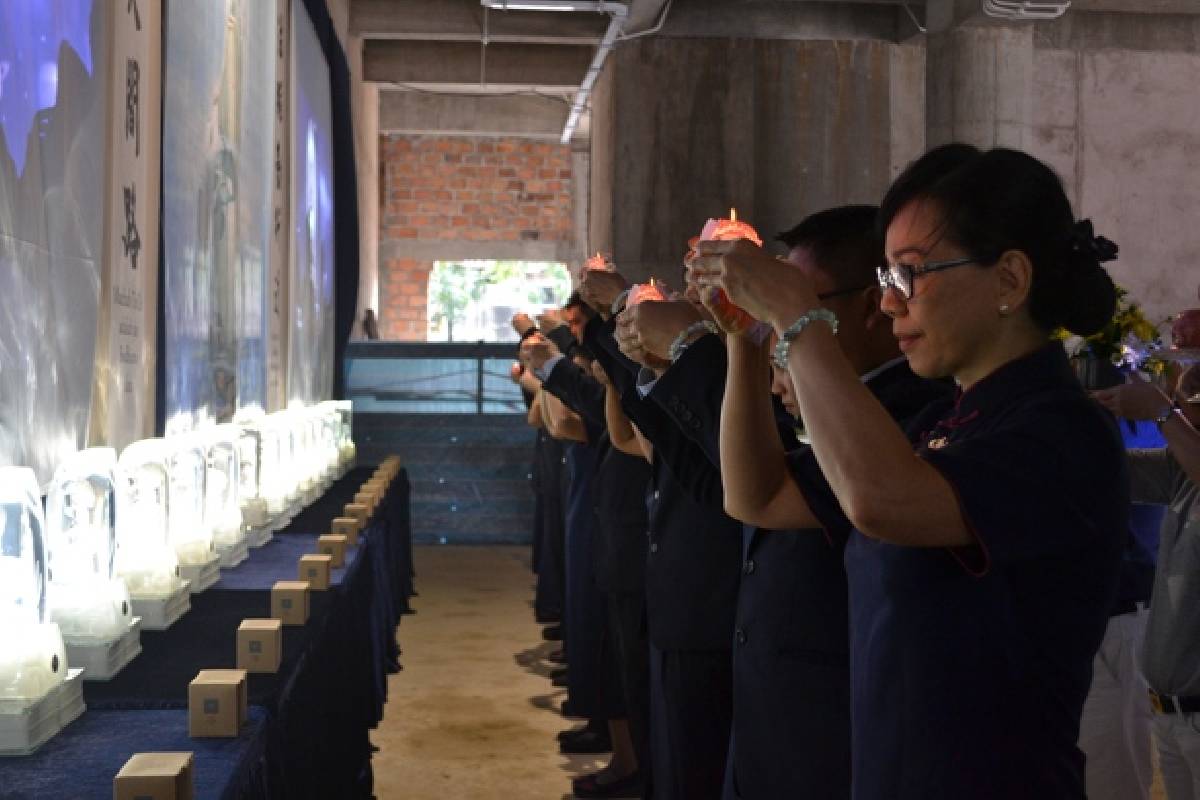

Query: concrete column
<box><xmin>590</xmin><ymin>37</ymin><xmax>925</xmax><ymax>284</ymax></box>
<box><xmin>925</xmin><ymin>20</ymin><xmax>1035</xmax><ymax>149</ymax></box>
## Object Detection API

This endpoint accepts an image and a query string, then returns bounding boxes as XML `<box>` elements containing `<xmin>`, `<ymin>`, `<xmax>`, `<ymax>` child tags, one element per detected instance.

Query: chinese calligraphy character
<box><xmin>274</xmin><ymin>206</ymin><xmax>282</xmax><ymax>236</ymax></box>
<box><xmin>122</xmin><ymin>184</ymin><xmax>141</xmax><ymax>271</ymax></box>
<box><xmin>276</xmin><ymin>81</ymin><xmax>283</xmax><ymax>122</ymax></box>
<box><xmin>128</xmin><ymin>0</ymin><xmax>141</xmax><ymax>31</ymax></box>
<box><xmin>125</xmin><ymin>58</ymin><xmax>140</xmax><ymax>157</ymax></box>
<box><xmin>275</xmin><ymin>142</ymin><xmax>282</xmax><ymax>190</ymax></box>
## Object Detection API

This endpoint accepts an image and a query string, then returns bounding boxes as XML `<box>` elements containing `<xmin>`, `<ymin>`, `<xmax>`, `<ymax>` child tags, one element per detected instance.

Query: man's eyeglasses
<box><xmin>816</xmin><ymin>285</ymin><xmax>869</xmax><ymax>301</ymax></box>
<box><xmin>876</xmin><ymin>256</ymin><xmax>991</xmax><ymax>300</ymax></box>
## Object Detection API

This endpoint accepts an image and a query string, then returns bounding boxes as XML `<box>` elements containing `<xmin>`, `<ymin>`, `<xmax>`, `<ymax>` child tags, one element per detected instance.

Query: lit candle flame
<box><xmin>649</xmin><ymin>278</ymin><xmax>659</xmax><ymax>288</ymax></box>
<box><xmin>730</xmin><ymin>208</ymin><xmax>737</xmax><ymax>222</ymax></box>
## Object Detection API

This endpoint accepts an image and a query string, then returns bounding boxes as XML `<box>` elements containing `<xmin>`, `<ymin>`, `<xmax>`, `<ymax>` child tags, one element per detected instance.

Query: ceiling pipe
<box><xmin>478</xmin><ymin>0</ymin><xmax>629</xmax><ymax>144</ymax></box>
<box><xmin>560</xmin><ymin>7</ymin><xmax>626</xmax><ymax>143</ymax></box>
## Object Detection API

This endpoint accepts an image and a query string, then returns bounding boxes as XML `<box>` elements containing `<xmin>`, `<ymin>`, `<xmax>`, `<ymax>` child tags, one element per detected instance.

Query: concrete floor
<box><xmin>371</xmin><ymin>545</ymin><xmax>1168</xmax><ymax>800</ymax></box>
<box><xmin>372</xmin><ymin>545</ymin><xmax>601</xmax><ymax>800</ymax></box>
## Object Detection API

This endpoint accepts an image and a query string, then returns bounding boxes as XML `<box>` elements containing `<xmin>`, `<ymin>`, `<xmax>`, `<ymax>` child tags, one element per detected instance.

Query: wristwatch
<box><xmin>1155</xmin><ymin>401</ymin><xmax>1181</xmax><ymax>430</ymax></box>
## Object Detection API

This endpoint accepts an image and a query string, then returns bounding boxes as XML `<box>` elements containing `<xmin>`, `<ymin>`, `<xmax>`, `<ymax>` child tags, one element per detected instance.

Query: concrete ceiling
<box><xmin>355</xmin><ymin>0</ymin><xmax>1198</xmax><ymax>142</ymax></box>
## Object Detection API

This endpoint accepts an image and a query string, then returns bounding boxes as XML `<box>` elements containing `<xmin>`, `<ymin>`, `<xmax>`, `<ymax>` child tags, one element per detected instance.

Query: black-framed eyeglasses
<box><xmin>816</xmin><ymin>285</ymin><xmax>869</xmax><ymax>301</ymax></box>
<box><xmin>876</xmin><ymin>256</ymin><xmax>991</xmax><ymax>300</ymax></box>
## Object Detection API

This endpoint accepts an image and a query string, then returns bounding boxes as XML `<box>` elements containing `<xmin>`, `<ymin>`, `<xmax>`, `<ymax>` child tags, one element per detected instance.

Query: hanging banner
<box><xmin>0</xmin><ymin>0</ymin><xmax>108</xmax><ymax>485</ymax></box>
<box><xmin>91</xmin><ymin>0</ymin><xmax>161</xmax><ymax>449</ymax></box>
<box><xmin>268</xmin><ymin>0</ymin><xmax>290</xmax><ymax>412</ymax></box>
<box><xmin>161</xmin><ymin>0</ymin><xmax>277</xmax><ymax>429</ymax></box>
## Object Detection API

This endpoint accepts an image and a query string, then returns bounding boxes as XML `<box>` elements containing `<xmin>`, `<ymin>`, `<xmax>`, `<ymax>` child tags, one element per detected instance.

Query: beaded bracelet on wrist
<box><xmin>771</xmin><ymin>309</ymin><xmax>838</xmax><ymax>370</ymax></box>
<box><xmin>668</xmin><ymin>321</ymin><xmax>720</xmax><ymax>363</ymax></box>
<box><xmin>611</xmin><ymin>288</ymin><xmax>632</xmax><ymax>317</ymax></box>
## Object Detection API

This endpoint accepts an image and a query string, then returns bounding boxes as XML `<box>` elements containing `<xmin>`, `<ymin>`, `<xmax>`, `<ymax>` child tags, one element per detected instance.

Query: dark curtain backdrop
<box><xmin>299</xmin><ymin>0</ymin><xmax>359</xmax><ymax>401</ymax></box>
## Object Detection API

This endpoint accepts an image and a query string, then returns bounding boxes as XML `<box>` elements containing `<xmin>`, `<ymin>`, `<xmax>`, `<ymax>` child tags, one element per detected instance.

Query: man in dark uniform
<box><xmin>526</xmin><ymin>300</ymin><xmax>609</xmax><ymax>733</ymax></box>
<box><xmin>532</xmin><ymin>330</ymin><xmax>654</xmax><ymax>797</ymax></box>
<box><xmin>513</xmin><ymin>312</ymin><xmax>566</xmax><ymax>628</ymax></box>
<box><xmin>597</xmin><ymin>206</ymin><xmax>950</xmax><ymax>798</ymax></box>
<box><xmin>558</xmin><ymin>294</ymin><xmax>742</xmax><ymax>800</ymax></box>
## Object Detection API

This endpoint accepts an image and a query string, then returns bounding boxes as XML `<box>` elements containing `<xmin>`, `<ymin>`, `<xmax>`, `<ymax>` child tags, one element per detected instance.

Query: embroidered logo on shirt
<box><xmin>926</xmin><ymin>436</ymin><xmax>949</xmax><ymax>450</ymax></box>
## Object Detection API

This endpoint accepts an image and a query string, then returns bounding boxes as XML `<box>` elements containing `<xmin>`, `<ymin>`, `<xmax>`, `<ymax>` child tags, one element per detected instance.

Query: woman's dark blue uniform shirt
<box><xmin>790</xmin><ymin>343</ymin><xmax>1127</xmax><ymax>799</ymax></box>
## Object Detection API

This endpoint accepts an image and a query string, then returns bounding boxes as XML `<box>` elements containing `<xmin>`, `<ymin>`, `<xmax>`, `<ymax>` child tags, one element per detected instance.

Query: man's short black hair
<box><xmin>776</xmin><ymin>205</ymin><xmax>881</xmax><ymax>290</ymax></box>
<box><xmin>564</xmin><ymin>290</ymin><xmax>587</xmax><ymax>311</ymax></box>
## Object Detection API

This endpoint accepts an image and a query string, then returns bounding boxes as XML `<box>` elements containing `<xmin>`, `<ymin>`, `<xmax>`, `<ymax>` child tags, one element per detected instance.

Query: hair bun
<box><xmin>1068</xmin><ymin>219</ymin><xmax>1119</xmax><ymax>265</ymax></box>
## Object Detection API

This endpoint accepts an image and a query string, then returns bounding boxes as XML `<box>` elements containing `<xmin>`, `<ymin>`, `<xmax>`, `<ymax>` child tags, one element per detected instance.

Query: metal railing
<box><xmin>344</xmin><ymin>341</ymin><xmax>526</xmax><ymax>414</ymax></box>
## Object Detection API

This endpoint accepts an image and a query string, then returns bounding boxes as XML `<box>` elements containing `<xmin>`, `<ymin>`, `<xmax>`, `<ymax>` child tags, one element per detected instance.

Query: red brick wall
<box><xmin>378</xmin><ymin>135</ymin><xmax>575</xmax><ymax>340</ymax></box>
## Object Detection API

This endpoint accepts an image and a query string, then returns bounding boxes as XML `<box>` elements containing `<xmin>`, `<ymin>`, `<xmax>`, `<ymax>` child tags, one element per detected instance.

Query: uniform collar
<box><xmin>950</xmin><ymin>341</ymin><xmax>1076</xmax><ymax>421</ymax></box>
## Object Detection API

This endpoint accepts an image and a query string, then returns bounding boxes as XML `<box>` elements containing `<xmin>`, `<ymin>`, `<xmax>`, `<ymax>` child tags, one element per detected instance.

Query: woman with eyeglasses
<box><xmin>689</xmin><ymin>143</ymin><xmax>1128</xmax><ymax>799</ymax></box>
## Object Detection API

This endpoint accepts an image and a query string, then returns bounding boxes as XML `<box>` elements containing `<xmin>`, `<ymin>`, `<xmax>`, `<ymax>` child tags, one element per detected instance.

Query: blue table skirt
<box><xmin>3</xmin><ymin>467</ymin><xmax>414</xmax><ymax>800</ymax></box>
<box><xmin>0</xmin><ymin>707</ymin><xmax>269</xmax><ymax>800</ymax></box>
<box><xmin>212</xmin><ymin>533</ymin><xmax>356</xmax><ymax>591</ymax></box>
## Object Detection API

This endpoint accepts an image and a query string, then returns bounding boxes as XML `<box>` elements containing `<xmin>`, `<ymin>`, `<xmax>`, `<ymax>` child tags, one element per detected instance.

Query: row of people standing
<box><xmin>514</xmin><ymin>142</ymin><xmax>1198</xmax><ymax>799</ymax></box>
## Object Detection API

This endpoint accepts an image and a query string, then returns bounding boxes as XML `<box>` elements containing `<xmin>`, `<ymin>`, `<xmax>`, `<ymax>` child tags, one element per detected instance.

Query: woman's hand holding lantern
<box><xmin>688</xmin><ymin>210</ymin><xmax>768</xmax><ymax>334</ymax></box>
<box><xmin>690</xmin><ymin>238</ymin><xmax>820</xmax><ymax>332</ymax></box>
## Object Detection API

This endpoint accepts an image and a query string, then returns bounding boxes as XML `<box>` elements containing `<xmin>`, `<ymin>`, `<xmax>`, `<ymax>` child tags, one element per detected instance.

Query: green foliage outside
<box><xmin>428</xmin><ymin>260</ymin><xmax>571</xmax><ymax>341</ymax></box>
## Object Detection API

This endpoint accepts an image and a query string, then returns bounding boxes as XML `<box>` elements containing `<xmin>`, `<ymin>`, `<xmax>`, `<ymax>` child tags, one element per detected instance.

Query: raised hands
<box><xmin>1093</xmin><ymin>371</ymin><xmax>1175</xmax><ymax>421</ymax></box>
<box><xmin>688</xmin><ymin>239</ymin><xmax>820</xmax><ymax>332</ymax></box>
<box><xmin>519</xmin><ymin>332</ymin><xmax>561</xmax><ymax>373</ymax></box>
<box><xmin>536</xmin><ymin>308</ymin><xmax>566</xmax><ymax>332</ymax></box>
<box><xmin>579</xmin><ymin>269</ymin><xmax>630</xmax><ymax>315</ymax></box>
<box><xmin>511</xmin><ymin>312</ymin><xmax>536</xmax><ymax>338</ymax></box>
<box><xmin>615</xmin><ymin>300</ymin><xmax>703</xmax><ymax>368</ymax></box>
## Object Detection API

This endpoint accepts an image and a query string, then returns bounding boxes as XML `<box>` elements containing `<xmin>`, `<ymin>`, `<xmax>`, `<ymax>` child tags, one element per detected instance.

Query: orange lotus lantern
<box><xmin>626</xmin><ymin>278</ymin><xmax>667</xmax><ymax>307</ymax></box>
<box><xmin>584</xmin><ymin>252</ymin><xmax>612</xmax><ymax>272</ymax></box>
<box><xmin>699</xmin><ymin>208</ymin><xmax>763</xmax><ymax>247</ymax></box>
<box><xmin>695</xmin><ymin>208</ymin><xmax>762</xmax><ymax>333</ymax></box>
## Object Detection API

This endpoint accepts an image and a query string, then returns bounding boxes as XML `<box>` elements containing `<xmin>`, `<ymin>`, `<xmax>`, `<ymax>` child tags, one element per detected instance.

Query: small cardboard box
<box><xmin>188</xmin><ymin>670</ymin><xmax>247</xmax><ymax>738</ymax></box>
<box><xmin>271</xmin><ymin>580</ymin><xmax>311</xmax><ymax>626</ymax></box>
<box><xmin>331</xmin><ymin>516</ymin><xmax>360</xmax><ymax>547</ymax></box>
<box><xmin>354</xmin><ymin>491</ymin><xmax>376</xmax><ymax>511</ymax></box>
<box><xmin>236</xmin><ymin>619</ymin><xmax>282</xmax><ymax>673</ymax></box>
<box><xmin>299</xmin><ymin>554</ymin><xmax>333</xmax><ymax>591</ymax></box>
<box><xmin>345</xmin><ymin>502</ymin><xmax>369</xmax><ymax>527</ymax></box>
<box><xmin>114</xmin><ymin>752</ymin><xmax>194</xmax><ymax>800</ymax></box>
<box><xmin>317</xmin><ymin>534</ymin><xmax>348</xmax><ymax>567</ymax></box>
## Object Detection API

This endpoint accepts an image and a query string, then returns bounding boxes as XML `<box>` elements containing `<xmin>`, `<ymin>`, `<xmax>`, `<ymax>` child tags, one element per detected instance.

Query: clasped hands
<box><xmin>519</xmin><ymin>331</ymin><xmax>560</xmax><ymax>373</ymax></box>
<box><xmin>615</xmin><ymin>299</ymin><xmax>706</xmax><ymax>370</ymax></box>
<box><xmin>579</xmin><ymin>269</ymin><xmax>629</xmax><ymax>317</ymax></box>
<box><xmin>686</xmin><ymin>239</ymin><xmax>820</xmax><ymax>333</ymax></box>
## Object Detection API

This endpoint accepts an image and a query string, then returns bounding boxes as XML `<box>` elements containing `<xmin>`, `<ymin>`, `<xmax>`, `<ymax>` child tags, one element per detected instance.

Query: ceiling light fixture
<box><xmin>481</xmin><ymin>1</ymin><xmax>608</xmax><ymax>11</ymax></box>
<box><xmin>982</xmin><ymin>0</ymin><xmax>1070</xmax><ymax>20</ymax></box>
